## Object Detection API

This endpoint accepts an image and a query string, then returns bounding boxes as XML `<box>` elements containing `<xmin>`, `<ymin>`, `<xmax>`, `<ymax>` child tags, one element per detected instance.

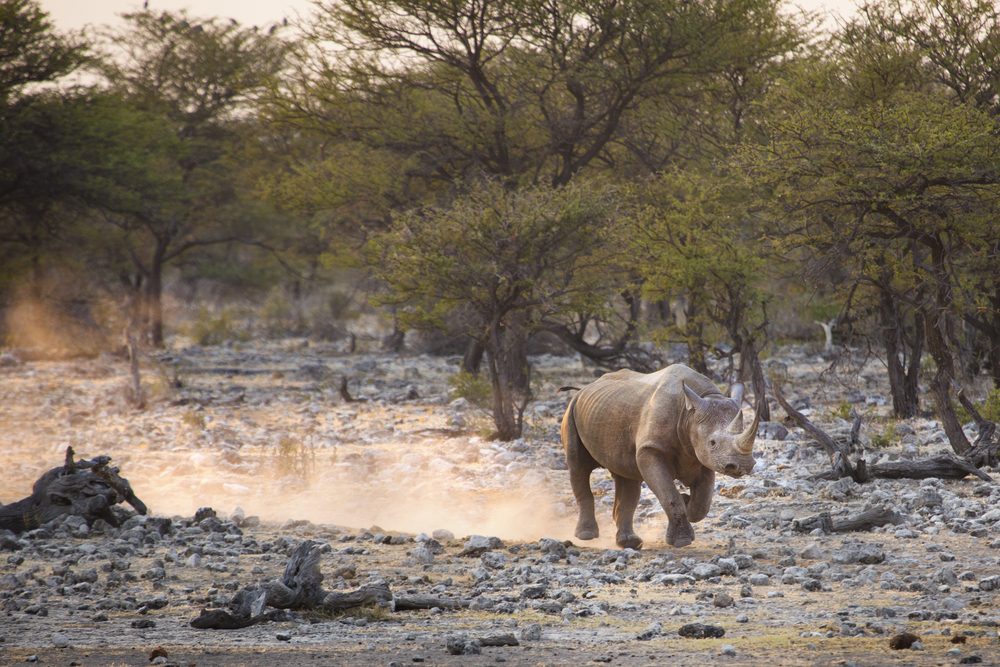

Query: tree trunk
<box><xmin>146</xmin><ymin>243</ymin><xmax>167</xmax><ymax>347</ymax></box>
<box><xmin>461</xmin><ymin>338</ymin><xmax>484</xmax><ymax>375</ymax></box>
<box><xmin>879</xmin><ymin>286</ymin><xmax>921</xmax><ymax>418</ymax></box>
<box><xmin>738</xmin><ymin>333</ymin><xmax>770</xmax><ymax>421</ymax></box>
<box><xmin>485</xmin><ymin>314</ymin><xmax>531</xmax><ymax>441</ymax></box>
<box><xmin>684</xmin><ymin>299</ymin><xmax>708</xmax><ymax>375</ymax></box>
<box><xmin>922</xmin><ymin>236</ymin><xmax>971</xmax><ymax>455</ymax></box>
<box><xmin>988</xmin><ymin>285</ymin><xmax>1000</xmax><ymax>390</ymax></box>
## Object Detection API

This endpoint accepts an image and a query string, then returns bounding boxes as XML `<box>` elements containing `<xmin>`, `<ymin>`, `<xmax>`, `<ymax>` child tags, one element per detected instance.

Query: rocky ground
<box><xmin>1</xmin><ymin>341</ymin><xmax>999</xmax><ymax>666</ymax></box>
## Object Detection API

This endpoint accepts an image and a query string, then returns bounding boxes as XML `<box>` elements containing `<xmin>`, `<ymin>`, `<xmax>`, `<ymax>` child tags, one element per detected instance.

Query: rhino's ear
<box><xmin>682</xmin><ymin>382</ymin><xmax>705</xmax><ymax>412</ymax></box>
<box><xmin>729</xmin><ymin>383</ymin><xmax>745</xmax><ymax>406</ymax></box>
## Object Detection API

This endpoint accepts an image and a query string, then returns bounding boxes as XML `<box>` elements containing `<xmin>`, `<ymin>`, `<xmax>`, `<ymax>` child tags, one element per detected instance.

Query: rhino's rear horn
<box><xmin>727</xmin><ymin>411</ymin><xmax>744</xmax><ymax>434</ymax></box>
<box><xmin>682</xmin><ymin>382</ymin><xmax>706</xmax><ymax>412</ymax></box>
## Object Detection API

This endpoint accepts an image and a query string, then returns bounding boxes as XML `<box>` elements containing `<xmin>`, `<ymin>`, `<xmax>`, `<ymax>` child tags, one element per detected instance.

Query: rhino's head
<box><xmin>682</xmin><ymin>382</ymin><xmax>759</xmax><ymax>478</ymax></box>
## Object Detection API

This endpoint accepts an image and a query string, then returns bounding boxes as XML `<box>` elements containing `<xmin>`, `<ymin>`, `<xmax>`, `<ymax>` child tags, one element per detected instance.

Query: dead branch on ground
<box><xmin>772</xmin><ymin>379</ymin><xmax>992</xmax><ymax>483</ymax></box>
<box><xmin>190</xmin><ymin>540</ymin><xmax>471</xmax><ymax>629</ymax></box>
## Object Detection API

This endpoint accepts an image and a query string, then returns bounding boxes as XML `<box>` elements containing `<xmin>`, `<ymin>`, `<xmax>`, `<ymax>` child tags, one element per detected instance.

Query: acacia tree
<box><xmin>96</xmin><ymin>10</ymin><xmax>288</xmax><ymax>345</ymax></box>
<box><xmin>840</xmin><ymin>0</ymin><xmax>1000</xmax><ymax>388</ymax></box>
<box><xmin>268</xmin><ymin>0</ymin><xmax>804</xmax><ymax>369</ymax></box>
<box><xmin>748</xmin><ymin>66</ymin><xmax>1000</xmax><ymax>452</ymax></box>
<box><xmin>631</xmin><ymin>167</ymin><xmax>772</xmax><ymax>416</ymax></box>
<box><xmin>0</xmin><ymin>0</ymin><xmax>88</xmax><ymax>295</ymax></box>
<box><xmin>371</xmin><ymin>180</ymin><xmax>620</xmax><ymax>440</ymax></box>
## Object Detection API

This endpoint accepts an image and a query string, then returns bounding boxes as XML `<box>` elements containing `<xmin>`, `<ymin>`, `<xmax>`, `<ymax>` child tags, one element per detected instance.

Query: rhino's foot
<box><xmin>575</xmin><ymin>520</ymin><xmax>599</xmax><ymax>541</ymax></box>
<box><xmin>666</xmin><ymin>519</ymin><xmax>695</xmax><ymax>548</ymax></box>
<box><xmin>616</xmin><ymin>532</ymin><xmax>643</xmax><ymax>550</ymax></box>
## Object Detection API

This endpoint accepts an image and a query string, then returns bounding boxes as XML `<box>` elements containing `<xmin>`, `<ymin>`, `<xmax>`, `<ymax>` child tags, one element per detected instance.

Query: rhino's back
<box><xmin>571</xmin><ymin>364</ymin><xmax>714</xmax><ymax>477</ymax></box>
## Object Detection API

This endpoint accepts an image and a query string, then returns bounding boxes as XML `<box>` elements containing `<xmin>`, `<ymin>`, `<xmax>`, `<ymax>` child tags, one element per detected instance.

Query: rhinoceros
<box><xmin>561</xmin><ymin>364</ymin><xmax>759</xmax><ymax>549</ymax></box>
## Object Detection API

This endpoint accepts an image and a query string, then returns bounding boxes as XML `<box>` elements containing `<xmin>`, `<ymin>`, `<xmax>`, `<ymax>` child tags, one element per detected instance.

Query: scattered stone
<box><xmin>889</xmin><ymin>632</ymin><xmax>920</xmax><ymax>650</ymax></box>
<box><xmin>691</xmin><ymin>563</ymin><xmax>722</xmax><ymax>580</ymax></box>
<box><xmin>713</xmin><ymin>592</ymin><xmax>734</xmax><ymax>608</ymax></box>
<box><xmin>276</xmin><ymin>632</ymin><xmax>292</xmax><ymax>641</ymax></box>
<box><xmin>519</xmin><ymin>624</ymin><xmax>542</xmax><ymax>641</ymax></box>
<box><xmin>678</xmin><ymin>623</ymin><xmax>725</xmax><ymax>639</ymax></box>
<box><xmin>432</xmin><ymin>529</ymin><xmax>455</xmax><ymax>542</ymax></box>
<box><xmin>458</xmin><ymin>535</ymin><xmax>503</xmax><ymax>556</ymax></box>
<box><xmin>445</xmin><ymin>635</ymin><xmax>481</xmax><ymax>655</ymax></box>
<box><xmin>478</xmin><ymin>633</ymin><xmax>519</xmax><ymax>647</ymax></box>
<box><xmin>637</xmin><ymin>622</ymin><xmax>662</xmax><ymax>640</ymax></box>
<box><xmin>52</xmin><ymin>633</ymin><xmax>69</xmax><ymax>648</ymax></box>
<box><xmin>960</xmin><ymin>656</ymin><xmax>983</xmax><ymax>664</ymax></box>
<box><xmin>720</xmin><ymin>644</ymin><xmax>737</xmax><ymax>656</ymax></box>
<box><xmin>978</xmin><ymin>576</ymin><xmax>1000</xmax><ymax>592</ymax></box>
<box><xmin>758</xmin><ymin>422</ymin><xmax>788</xmax><ymax>440</ymax></box>
<box><xmin>131</xmin><ymin>619</ymin><xmax>156</xmax><ymax>629</ymax></box>
<box><xmin>193</xmin><ymin>507</ymin><xmax>216</xmax><ymax>523</ymax></box>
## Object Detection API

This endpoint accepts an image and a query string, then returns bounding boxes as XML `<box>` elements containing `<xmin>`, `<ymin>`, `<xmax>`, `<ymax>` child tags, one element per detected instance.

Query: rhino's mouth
<box><xmin>722</xmin><ymin>463</ymin><xmax>750</xmax><ymax>478</ymax></box>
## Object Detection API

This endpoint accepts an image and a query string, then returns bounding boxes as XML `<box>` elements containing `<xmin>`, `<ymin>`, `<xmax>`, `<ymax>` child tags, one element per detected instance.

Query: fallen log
<box><xmin>794</xmin><ymin>506</ymin><xmax>903</xmax><ymax>534</ymax></box>
<box><xmin>773</xmin><ymin>379</ymin><xmax>992</xmax><ymax>483</ymax></box>
<box><xmin>0</xmin><ymin>447</ymin><xmax>147</xmax><ymax>533</ymax></box>
<box><xmin>191</xmin><ymin>540</ymin><xmax>470</xmax><ymax>629</ymax></box>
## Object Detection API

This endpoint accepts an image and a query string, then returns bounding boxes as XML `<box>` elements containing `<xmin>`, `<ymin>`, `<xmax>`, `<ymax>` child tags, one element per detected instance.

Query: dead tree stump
<box><xmin>0</xmin><ymin>447</ymin><xmax>147</xmax><ymax>533</ymax></box>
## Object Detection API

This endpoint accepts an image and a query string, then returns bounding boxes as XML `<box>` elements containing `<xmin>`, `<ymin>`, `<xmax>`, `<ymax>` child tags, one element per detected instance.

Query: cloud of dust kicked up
<box><xmin>131</xmin><ymin>435</ymin><xmax>581</xmax><ymax>543</ymax></box>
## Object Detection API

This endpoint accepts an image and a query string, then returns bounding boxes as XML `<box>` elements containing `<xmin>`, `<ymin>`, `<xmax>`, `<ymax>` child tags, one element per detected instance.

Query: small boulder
<box><xmin>678</xmin><ymin>623</ymin><xmax>725</xmax><ymax>639</ymax></box>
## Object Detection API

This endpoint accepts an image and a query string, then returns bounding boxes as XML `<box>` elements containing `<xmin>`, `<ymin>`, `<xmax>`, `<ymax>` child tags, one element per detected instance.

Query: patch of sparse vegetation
<box><xmin>274</xmin><ymin>436</ymin><xmax>315</xmax><ymax>482</ymax></box>
<box><xmin>188</xmin><ymin>306</ymin><xmax>250</xmax><ymax>345</ymax></box>
<box><xmin>181</xmin><ymin>411</ymin><xmax>205</xmax><ymax>430</ymax></box>
<box><xmin>448</xmin><ymin>371</ymin><xmax>493</xmax><ymax>411</ymax></box>
<box><xmin>830</xmin><ymin>401</ymin><xmax>852</xmax><ymax>420</ymax></box>
<box><xmin>869</xmin><ymin>422</ymin><xmax>897</xmax><ymax>449</ymax></box>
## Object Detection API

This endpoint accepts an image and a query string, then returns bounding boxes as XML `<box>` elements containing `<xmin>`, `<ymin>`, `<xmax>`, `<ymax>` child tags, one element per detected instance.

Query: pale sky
<box><xmin>40</xmin><ymin>0</ymin><xmax>859</xmax><ymax>33</ymax></box>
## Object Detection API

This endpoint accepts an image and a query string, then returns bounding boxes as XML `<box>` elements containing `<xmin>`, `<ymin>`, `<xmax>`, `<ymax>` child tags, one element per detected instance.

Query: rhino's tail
<box><xmin>560</xmin><ymin>392</ymin><xmax>581</xmax><ymax>455</ymax></box>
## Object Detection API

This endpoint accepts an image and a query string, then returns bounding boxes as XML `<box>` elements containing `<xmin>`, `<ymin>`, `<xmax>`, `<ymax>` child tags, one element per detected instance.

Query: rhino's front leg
<box><xmin>636</xmin><ymin>446</ymin><xmax>694</xmax><ymax>548</ymax></box>
<box><xmin>685</xmin><ymin>468</ymin><xmax>715</xmax><ymax>523</ymax></box>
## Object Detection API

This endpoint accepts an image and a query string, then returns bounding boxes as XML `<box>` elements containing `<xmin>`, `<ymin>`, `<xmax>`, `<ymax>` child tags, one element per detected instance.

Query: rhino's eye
<box><xmin>709</xmin><ymin>439</ymin><xmax>717</xmax><ymax>448</ymax></box>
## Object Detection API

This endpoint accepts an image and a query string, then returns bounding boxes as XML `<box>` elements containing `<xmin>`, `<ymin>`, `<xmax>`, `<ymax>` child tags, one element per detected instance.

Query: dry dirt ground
<box><xmin>1</xmin><ymin>341</ymin><xmax>998</xmax><ymax>666</ymax></box>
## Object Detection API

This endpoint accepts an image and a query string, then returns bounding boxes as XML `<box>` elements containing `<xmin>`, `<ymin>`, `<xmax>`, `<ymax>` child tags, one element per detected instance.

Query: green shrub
<box><xmin>188</xmin><ymin>306</ymin><xmax>249</xmax><ymax>345</ymax></box>
<box><xmin>830</xmin><ymin>401</ymin><xmax>852</xmax><ymax>420</ymax></box>
<box><xmin>448</xmin><ymin>371</ymin><xmax>493</xmax><ymax>411</ymax></box>
<box><xmin>870</xmin><ymin>422</ymin><xmax>897</xmax><ymax>449</ymax></box>
<box><xmin>957</xmin><ymin>387</ymin><xmax>1000</xmax><ymax>424</ymax></box>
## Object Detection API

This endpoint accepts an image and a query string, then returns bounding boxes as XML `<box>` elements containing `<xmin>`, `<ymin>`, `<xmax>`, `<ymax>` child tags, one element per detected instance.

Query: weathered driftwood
<box><xmin>191</xmin><ymin>540</ymin><xmax>470</xmax><ymax>629</ymax></box>
<box><xmin>954</xmin><ymin>382</ymin><xmax>1000</xmax><ymax>468</ymax></box>
<box><xmin>773</xmin><ymin>380</ymin><xmax>992</xmax><ymax>483</ymax></box>
<box><xmin>0</xmin><ymin>447</ymin><xmax>147</xmax><ymax>533</ymax></box>
<box><xmin>794</xmin><ymin>506</ymin><xmax>903</xmax><ymax>533</ymax></box>
<box><xmin>773</xmin><ymin>381</ymin><xmax>866</xmax><ymax>482</ymax></box>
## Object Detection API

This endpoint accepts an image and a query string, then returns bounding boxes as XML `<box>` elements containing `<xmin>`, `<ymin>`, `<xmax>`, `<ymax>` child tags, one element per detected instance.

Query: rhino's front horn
<box><xmin>738</xmin><ymin>403</ymin><xmax>761</xmax><ymax>454</ymax></box>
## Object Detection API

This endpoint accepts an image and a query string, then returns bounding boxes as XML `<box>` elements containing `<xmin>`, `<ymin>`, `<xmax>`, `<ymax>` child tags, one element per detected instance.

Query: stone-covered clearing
<box><xmin>1</xmin><ymin>343</ymin><xmax>998</xmax><ymax>665</ymax></box>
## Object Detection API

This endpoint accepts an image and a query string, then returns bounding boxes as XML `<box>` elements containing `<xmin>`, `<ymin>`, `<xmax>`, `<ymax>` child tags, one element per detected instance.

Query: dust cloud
<box><xmin>89</xmin><ymin>437</ymin><xmax>582</xmax><ymax>543</ymax></box>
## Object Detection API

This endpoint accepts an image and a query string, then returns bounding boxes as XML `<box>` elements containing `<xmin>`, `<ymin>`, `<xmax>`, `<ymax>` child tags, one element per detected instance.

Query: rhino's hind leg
<box><xmin>563</xmin><ymin>400</ymin><xmax>599</xmax><ymax>541</ymax></box>
<box><xmin>569</xmin><ymin>466</ymin><xmax>599</xmax><ymax>540</ymax></box>
<box><xmin>612</xmin><ymin>475</ymin><xmax>643</xmax><ymax>550</ymax></box>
